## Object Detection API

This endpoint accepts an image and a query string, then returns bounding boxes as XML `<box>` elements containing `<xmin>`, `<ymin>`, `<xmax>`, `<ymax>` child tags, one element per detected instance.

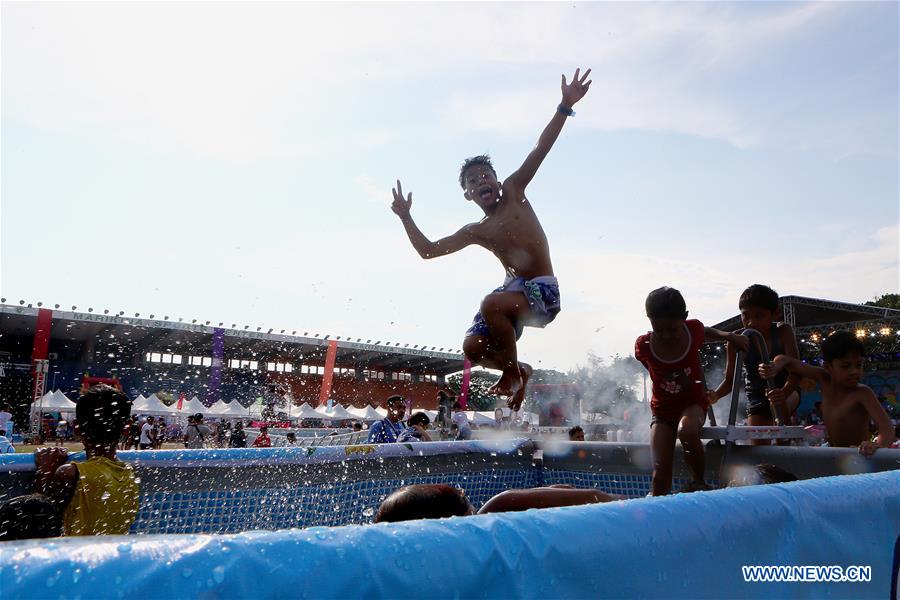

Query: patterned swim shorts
<box><xmin>465</xmin><ymin>275</ymin><xmax>561</xmax><ymax>341</ymax></box>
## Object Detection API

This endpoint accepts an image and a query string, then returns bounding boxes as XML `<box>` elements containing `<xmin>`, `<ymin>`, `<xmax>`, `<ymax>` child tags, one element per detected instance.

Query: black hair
<box><xmin>821</xmin><ymin>331</ymin><xmax>866</xmax><ymax>362</ymax></box>
<box><xmin>452</xmin><ymin>401</ymin><xmax>462</xmax><ymax>410</ymax></box>
<box><xmin>386</xmin><ymin>395</ymin><xmax>404</xmax><ymax>406</ymax></box>
<box><xmin>739</xmin><ymin>284</ymin><xmax>779</xmax><ymax>312</ymax></box>
<box><xmin>645</xmin><ymin>287</ymin><xmax>687</xmax><ymax>320</ymax></box>
<box><xmin>568</xmin><ymin>426</ymin><xmax>584</xmax><ymax>437</ymax></box>
<box><xmin>0</xmin><ymin>494</ymin><xmax>63</xmax><ymax>540</ymax></box>
<box><xmin>407</xmin><ymin>412</ymin><xmax>431</xmax><ymax>427</ymax></box>
<box><xmin>728</xmin><ymin>463</ymin><xmax>799</xmax><ymax>487</ymax></box>
<box><xmin>375</xmin><ymin>484</ymin><xmax>474</xmax><ymax>523</ymax></box>
<box><xmin>458</xmin><ymin>155</ymin><xmax>497</xmax><ymax>189</ymax></box>
<box><xmin>450</xmin><ymin>423</ymin><xmax>459</xmax><ymax>431</ymax></box>
<box><xmin>76</xmin><ymin>384</ymin><xmax>132</xmax><ymax>446</ymax></box>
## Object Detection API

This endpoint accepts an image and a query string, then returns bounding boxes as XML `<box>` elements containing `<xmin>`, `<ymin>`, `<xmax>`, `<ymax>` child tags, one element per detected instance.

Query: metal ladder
<box><xmin>701</xmin><ymin>328</ymin><xmax>807</xmax><ymax>445</ymax></box>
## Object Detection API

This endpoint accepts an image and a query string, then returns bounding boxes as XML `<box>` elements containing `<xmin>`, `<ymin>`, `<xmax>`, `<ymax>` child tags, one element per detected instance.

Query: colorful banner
<box><xmin>458</xmin><ymin>358</ymin><xmax>471</xmax><ymax>409</ymax></box>
<box><xmin>207</xmin><ymin>328</ymin><xmax>225</xmax><ymax>404</ymax></box>
<box><xmin>318</xmin><ymin>340</ymin><xmax>338</xmax><ymax>407</ymax></box>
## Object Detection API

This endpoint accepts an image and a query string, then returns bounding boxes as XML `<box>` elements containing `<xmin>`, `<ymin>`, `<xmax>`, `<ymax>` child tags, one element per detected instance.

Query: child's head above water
<box><xmin>76</xmin><ymin>384</ymin><xmax>132</xmax><ymax>448</ymax></box>
<box><xmin>375</xmin><ymin>484</ymin><xmax>474</xmax><ymax>523</ymax></box>
<box><xmin>459</xmin><ymin>155</ymin><xmax>500</xmax><ymax>209</ymax></box>
<box><xmin>645</xmin><ymin>287</ymin><xmax>688</xmax><ymax>340</ymax></box>
<box><xmin>821</xmin><ymin>331</ymin><xmax>866</xmax><ymax>387</ymax></box>
<box><xmin>727</xmin><ymin>463</ymin><xmax>798</xmax><ymax>487</ymax></box>
<box><xmin>738</xmin><ymin>284</ymin><xmax>779</xmax><ymax>331</ymax></box>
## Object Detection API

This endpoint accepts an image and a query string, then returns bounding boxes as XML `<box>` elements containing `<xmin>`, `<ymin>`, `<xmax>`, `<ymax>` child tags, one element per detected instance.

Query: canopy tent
<box><xmin>132</xmin><ymin>394</ymin><xmax>178</xmax><ymax>416</ymax></box>
<box><xmin>31</xmin><ymin>390</ymin><xmax>77</xmax><ymax>413</ymax></box>
<box><xmin>182</xmin><ymin>396</ymin><xmax>208</xmax><ymax>415</ymax></box>
<box><xmin>347</xmin><ymin>405</ymin><xmax>383</xmax><ymax>422</ymax></box>
<box><xmin>293</xmin><ymin>403</ymin><xmax>326</xmax><ymax>420</ymax></box>
<box><xmin>324</xmin><ymin>404</ymin><xmax>354</xmax><ymax>421</ymax></box>
<box><xmin>209</xmin><ymin>401</ymin><xmax>251</xmax><ymax>418</ymax></box>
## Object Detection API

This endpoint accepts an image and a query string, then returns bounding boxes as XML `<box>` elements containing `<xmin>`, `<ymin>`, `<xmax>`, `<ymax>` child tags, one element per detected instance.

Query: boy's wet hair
<box><xmin>407</xmin><ymin>412</ymin><xmax>431</xmax><ymax>428</ymax></box>
<box><xmin>375</xmin><ymin>484</ymin><xmax>473</xmax><ymax>523</ymax></box>
<box><xmin>76</xmin><ymin>384</ymin><xmax>132</xmax><ymax>446</ymax></box>
<box><xmin>821</xmin><ymin>331</ymin><xmax>866</xmax><ymax>362</ymax></box>
<box><xmin>739</xmin><ymin>284</ymin><xmax>779</xmax><ymax>312</ymax></box>
<box><xmin>459</xmin><ymin>155</ymin><xmax>497</xmax><ymax>189</ymax></box>
<box><xmin>568</xmin><ymin>426</ymin><xmax>584</xmax><ymax>437</ymax></box>
<box><xmin>645</xmin><ymin>287</ymin><xmax>687</xmax><ymax>319</ymax></box>
<box><xmin>0</xmin><ymin>494</ymin><xmax>63</xmax><ymax>540</ymax></box>
<box><xmin>727</xmin><ymin>463</ymin><xmax>799</xmax><ymax>487</ymax></box>
<box><xmin>386</xmin><ymin>395</ymin><xmax>404</xmax><ymax>406</ymax></box>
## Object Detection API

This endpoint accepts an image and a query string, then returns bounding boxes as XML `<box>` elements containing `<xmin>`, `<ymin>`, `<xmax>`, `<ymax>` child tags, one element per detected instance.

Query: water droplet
<box><xmin>212</xmin><ymin>566</ymin><xmax>225</xmax><ymax>584</ymax></box>
<box><xmin>182</xmin><ymin>568</ymin><xmax>193</xmax><ymax>578</ymax></box>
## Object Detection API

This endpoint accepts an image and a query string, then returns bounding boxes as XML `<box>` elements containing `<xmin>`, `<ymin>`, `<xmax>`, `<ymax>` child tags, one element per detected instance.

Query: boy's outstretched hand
<box><xmin>561</xmin><ymin>68</ymin><xmax>592</xmax><ymax>108</ymax></box>
<box><xmin>391</xmin><ymin>180</ymin><xmax>412</xmax><ymax>219</ymax></box>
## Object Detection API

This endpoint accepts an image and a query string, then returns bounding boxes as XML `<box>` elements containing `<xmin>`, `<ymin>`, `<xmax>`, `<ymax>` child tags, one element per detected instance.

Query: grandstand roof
<box><xmin>711</xmin><ymin>295</ymin><xmax>900</xmax><ymax>336</ymax></box>
<box><xmin>0</xmin><ymin>304</ymin><xmax>465</xmax><ymax>376</ymax></box>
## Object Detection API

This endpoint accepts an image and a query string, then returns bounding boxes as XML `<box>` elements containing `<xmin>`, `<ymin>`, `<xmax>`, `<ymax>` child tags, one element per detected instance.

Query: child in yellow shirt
<box><xmin>34</xmin><ymin>384</ymin><xmax>139</xmax><ymax>536</ymax></box>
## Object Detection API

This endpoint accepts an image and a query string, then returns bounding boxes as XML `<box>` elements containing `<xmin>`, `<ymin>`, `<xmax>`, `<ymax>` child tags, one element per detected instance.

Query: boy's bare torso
<box><xmin>471</xmin><ymin>185</ymin><xmax>553</xmax><ymax>281</ymax></box>
<box><xmin>821</xmin><ymin>383</ymin><xmax>874</xmax><ymax>447</ymax></box>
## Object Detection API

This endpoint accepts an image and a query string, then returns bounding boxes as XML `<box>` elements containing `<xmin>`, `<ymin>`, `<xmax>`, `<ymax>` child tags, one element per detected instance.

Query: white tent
<box><xmin>294</xmin><ymin>403</ymin><xmax>326</xmax><ymax>420</ymax></box>
<box><xmin>325</xmin><ymin>404</ymin><xmax>354</xmax><ymax>421</ymax></box>
<box><xmin>347</xmin><ymin>405</ymin><xmax>383</xmax><ymax>422</ymax></box>
<box><xmin>183</xmin><ymin>396</ymin><xmax>208</xmax><ymax>415</ymax></box>
<box><xmin>214</xmin><ymin>401</ymin><xmax>251</xmax><ymax>418</ymax></box>
<box><xmin>31</xmin><ymin>390</ymin><xmax>77</xmax><ymax>413</ymax></box>
<box><xmin>133</xmin><ymin>394</ymin><xmax>178</xmax><ymax>416</ymax></box>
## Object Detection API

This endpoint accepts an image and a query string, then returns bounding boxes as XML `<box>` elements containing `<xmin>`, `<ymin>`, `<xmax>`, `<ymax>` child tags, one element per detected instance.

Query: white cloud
<box><xmin>354</xmin><ymin>175</ymin><xmax>392</xmax><ymax>206</ymax></box>
<box><xmin>3</xmin><ymin>1</ymin><xmax>875</xmax><ymax>162</ymax></box>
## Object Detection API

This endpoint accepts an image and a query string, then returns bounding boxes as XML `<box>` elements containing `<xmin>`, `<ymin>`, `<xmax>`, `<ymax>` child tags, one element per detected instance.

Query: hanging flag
<box><xmin>459</xmin><ymin>358</ymin><xmax>471</xmax><ymax>410</ymax></box>
<box><xmin>177</xmin><ymin>393</ymin><xmax>185</xmax><ymax>411</ymax></box>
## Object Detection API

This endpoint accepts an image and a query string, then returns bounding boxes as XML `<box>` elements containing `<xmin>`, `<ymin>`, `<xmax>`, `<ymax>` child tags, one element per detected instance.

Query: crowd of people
<box><xmin>366</xmin><ymin>394</ymin><xmax>481</xmax><ymax>444</ymax></box>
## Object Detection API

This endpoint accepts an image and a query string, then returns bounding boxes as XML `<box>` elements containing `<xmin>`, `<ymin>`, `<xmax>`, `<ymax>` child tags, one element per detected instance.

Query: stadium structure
<box><xmin>0</xmin><ymin>303</ymin><xmax>466</xmax><ymax>427</ymax></box>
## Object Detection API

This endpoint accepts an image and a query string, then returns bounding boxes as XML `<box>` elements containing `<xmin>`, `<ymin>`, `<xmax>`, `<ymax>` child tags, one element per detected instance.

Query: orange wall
<box><xmin>269</xmin><ymin>373</ymin><xmax>442</xmax><ymax>409</ymax></box>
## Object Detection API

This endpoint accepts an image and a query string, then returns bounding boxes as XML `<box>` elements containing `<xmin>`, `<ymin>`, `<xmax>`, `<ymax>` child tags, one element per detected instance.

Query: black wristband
<box><xmin>557</xmin><ymin>103</ymin><xmax>575</xmax><ymax>117</ymax></box>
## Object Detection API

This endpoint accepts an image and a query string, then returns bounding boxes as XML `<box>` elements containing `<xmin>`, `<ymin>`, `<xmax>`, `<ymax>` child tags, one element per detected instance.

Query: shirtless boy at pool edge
<box><xmin>392</xmin><ymin>68</ymin><xmax>592</xmax><ymax>410</ymax></box>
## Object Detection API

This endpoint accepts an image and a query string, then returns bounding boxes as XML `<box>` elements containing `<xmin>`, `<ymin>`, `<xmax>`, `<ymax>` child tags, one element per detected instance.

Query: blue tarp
<box><xmin>1</xmin><ymin>471</ymin><xmax>897</xmax><ymax>599</ymax></box>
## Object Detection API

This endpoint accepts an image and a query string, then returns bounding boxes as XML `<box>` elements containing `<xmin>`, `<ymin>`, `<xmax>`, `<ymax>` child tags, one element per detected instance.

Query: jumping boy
<box><xmin>635</xmin><ymin>287</ymin><xmax>749</xmax><ymax>495</ymax></box>
<box><xmin>713</xmin><ymin>284</ymin><xmax>802</xmax><ymax>444</ymax></box>
<box><xmin>759</xmin><ymin>331</ymin><xmax>895</xmax><ymax>455</ymax></box>
<box><xmin>391</xmin><ymin>68</ymin><xmax>592</xmax><ymax>410</ymax></box>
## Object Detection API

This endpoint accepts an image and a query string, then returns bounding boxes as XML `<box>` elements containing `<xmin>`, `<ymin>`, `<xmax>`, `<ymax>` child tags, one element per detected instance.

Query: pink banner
<box><xmin>458</xmin><ymin>358</ymin><xmax>471</xmax><ymax>410</ymax></box>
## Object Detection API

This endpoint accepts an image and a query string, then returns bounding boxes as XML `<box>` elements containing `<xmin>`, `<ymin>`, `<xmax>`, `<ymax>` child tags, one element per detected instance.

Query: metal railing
<box><xmin>701</xmin><ymin>328</ymin><xmax>807</xmax><ymax>445</ymax></box>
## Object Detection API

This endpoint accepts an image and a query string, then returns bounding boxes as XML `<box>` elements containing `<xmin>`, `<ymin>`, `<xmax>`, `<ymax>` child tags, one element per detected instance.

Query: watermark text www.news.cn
<box><xmin>742</xmin><ymin>565</ymin><xmax>872</xmax><ymax>583</ymax></box>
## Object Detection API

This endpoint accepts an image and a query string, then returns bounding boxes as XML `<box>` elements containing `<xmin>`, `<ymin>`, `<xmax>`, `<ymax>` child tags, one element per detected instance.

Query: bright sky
<box><xmin>2</xmin><ymin>2</ymin><xmax>898</xmax><ymax>372</ymax></box>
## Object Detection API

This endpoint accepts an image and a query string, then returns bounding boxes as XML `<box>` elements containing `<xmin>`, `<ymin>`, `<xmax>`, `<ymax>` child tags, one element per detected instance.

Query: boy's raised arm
<box><xmin>504</xmin><ymin>68</ymin><xmax>592</xmax><ymax>192</ymax></box>
<box><xmin>391</xmin><ymin>180</ymin><xmax>476</xmax><ymax>259</ymax></box>
<box><xmin>759</xmin><ymin>355</ymin><xmax>827</xmax><ymax>382</ymax></box>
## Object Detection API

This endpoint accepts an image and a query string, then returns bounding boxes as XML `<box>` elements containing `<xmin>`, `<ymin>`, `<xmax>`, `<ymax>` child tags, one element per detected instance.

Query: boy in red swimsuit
<box><xmin>635</xmin><ymin>287</ymin><xmax>749</xmax><ymax>495</ymax></box>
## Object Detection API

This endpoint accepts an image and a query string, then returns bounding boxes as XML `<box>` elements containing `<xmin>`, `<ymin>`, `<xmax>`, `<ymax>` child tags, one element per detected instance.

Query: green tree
<box><xmin>865</xmin><ymin>293</ymin><xmax>900</xmax><ymax>310</ymax></box>
<box><xmin>447</xmin><ymin>370</ymin><xmax>499</xmax><ymax>410</ymax></box>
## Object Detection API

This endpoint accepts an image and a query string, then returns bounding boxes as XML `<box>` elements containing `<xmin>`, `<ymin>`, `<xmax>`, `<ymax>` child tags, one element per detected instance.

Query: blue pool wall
<box><xmin>1</xmin><ymin>470</ymin><xmax>897</xmax><ymax>599</ymax></box>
